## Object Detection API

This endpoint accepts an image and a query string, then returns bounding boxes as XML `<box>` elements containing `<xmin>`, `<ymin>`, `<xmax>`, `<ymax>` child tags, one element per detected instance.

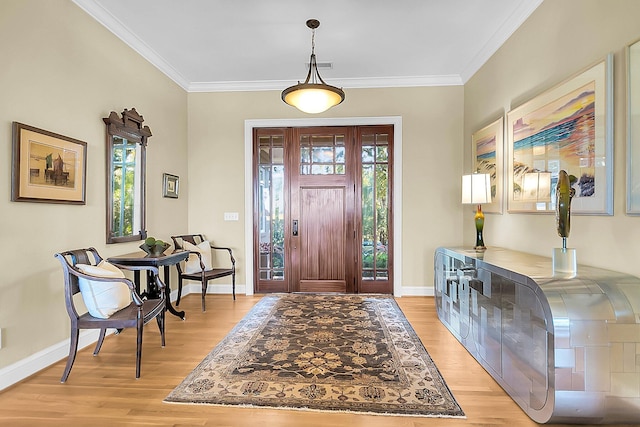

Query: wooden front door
<box><xmin>290</xmin><ymin>127</ymin><xmax>356</xmax><ymax>293</ymax></box>
<box><xmin>254</xmin><ymin>125</ymin><xmax>393</xmax><ymax>294</ymax></box>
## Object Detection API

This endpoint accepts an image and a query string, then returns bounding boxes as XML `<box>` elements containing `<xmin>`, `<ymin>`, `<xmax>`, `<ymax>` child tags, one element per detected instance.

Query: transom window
<box><xmin>300</xmin><ymin>134</ymin><xmax>345</xmax><ymax>175</ymax></box>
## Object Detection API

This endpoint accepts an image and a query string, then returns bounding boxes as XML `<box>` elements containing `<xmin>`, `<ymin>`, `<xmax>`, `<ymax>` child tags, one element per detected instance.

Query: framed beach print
<box><xmin>627</xmin><ymin>38</ymin><xmax>640</xmax><ymax>214</ymax></box>
<box><xmin>472</xmin><ymin>116</ymin><xmax>504</xmax><ymax>213</ymax></box>
<box><xmin>11</xmin><ymin>122</ymin><xmax>87</xmax><ymax>204</ymax></box>
<box><xmin>506</xmin><ymin>53</ymin><xmax>613</xmax><ymax>215</ymax></box>
<box><xmin>163</xmin><ymin>173</ymin><xmax>179</xmax><ymax>198</ymax></box>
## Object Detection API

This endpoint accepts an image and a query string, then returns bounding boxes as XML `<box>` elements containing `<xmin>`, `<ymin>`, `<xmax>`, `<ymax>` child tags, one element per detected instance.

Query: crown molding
<box><xmin>188</xmin><ymin>74</ymin><xmax>463</xmax><ymax>93</ymax></box>
<box><xmin>72</xmin><ymin>0</ymin><xmax>191</xmax><ymax>90</ymax></box>
<box><xmin>459</xmin><ymin>0</ymin><xmax>543</xmax><ymax>82</ymax></box>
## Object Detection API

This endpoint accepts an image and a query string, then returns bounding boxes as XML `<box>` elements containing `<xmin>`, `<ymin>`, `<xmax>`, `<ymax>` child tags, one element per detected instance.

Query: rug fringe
<box><xmin>163</xmin><ymin>399</ymin><xmax>466</xmax><ymax>419</ymax></box>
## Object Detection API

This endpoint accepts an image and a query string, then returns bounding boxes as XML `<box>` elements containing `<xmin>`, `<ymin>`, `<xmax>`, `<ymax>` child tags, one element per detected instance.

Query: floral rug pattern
<box><xmin>165</xmin><ymin>294</ymin><xmax>464</xmax><ymax>418</ymax></box>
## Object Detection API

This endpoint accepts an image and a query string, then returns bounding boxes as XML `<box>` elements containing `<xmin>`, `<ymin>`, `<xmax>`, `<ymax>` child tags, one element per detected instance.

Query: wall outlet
<box><xmin>224</xmin><ymin>212</ymin><xmax>239</xmax><ymax>221</ymax></box>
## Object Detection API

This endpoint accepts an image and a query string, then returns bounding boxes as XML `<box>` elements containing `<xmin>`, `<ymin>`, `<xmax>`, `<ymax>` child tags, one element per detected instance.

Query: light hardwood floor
<box><xmin>0</xmin><ymin>295</ymin><xmax>633</xmax><ymax>426</ymax></box>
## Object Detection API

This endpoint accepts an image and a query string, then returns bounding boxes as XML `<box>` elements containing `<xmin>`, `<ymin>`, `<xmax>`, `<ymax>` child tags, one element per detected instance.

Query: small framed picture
<box><xmin>12</xmin><ymin>122</ymin><xmax>87</xmax><ymax>204</ymax></box>
<box><xmin>163</xmin><ymin>173</ymin><xmax>179</xmax><ymax>198</ymax></box>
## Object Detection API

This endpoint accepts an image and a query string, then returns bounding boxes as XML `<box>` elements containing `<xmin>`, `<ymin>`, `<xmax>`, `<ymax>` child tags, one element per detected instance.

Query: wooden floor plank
<box><xmin>0</xmin><ymin>295</ymin><xmax>632</xmax><ymax>426</ymax></box>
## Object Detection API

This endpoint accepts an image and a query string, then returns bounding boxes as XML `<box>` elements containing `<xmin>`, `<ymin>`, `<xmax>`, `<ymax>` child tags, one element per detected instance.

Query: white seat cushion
<box><xmin>76</xmin><ymin>260</ymin><xmax>131</xmax><ymax>319</ymax></box>
<box><xmin>183</xmin><ymin>240</ymin><xmax>213</xmax><ymax>274</ymax></box>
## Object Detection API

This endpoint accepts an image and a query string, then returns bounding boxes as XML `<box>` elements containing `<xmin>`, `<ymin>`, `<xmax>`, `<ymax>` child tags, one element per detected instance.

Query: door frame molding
<box><xmin>244</xmin><ymin>116</ymin><xmax>403</xmax><ymax>296</ymax></box>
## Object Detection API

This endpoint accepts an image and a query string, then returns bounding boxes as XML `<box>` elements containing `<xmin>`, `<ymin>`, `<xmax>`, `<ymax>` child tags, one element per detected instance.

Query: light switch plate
<box><xmin>224</xmin><ymin>212</ymin><xmax>239</xmax><ymax>221</ymax></box>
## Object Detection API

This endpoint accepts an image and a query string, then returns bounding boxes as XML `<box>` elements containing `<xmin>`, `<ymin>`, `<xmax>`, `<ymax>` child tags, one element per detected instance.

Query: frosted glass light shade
<box><xmin>462</xmin><ymin>173</ymin><xmax>492</xmax><ymax>204</ymax></box>
<box><xmin>282</xmin><ymin>83</ymin><xmax>344</xmax><ymax>114</ymax></box>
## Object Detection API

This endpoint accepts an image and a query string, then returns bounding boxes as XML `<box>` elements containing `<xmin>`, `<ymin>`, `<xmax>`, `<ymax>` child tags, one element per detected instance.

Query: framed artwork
<box><xmin>11</xmin><ymin>122</ymin><xmax>87</xmax><ymax>204</ymax></box>
<box><xmin>472</xmin><ymin>116</ymin><xmax>504</xmax><ymax>213</ymax></box>
<box><xmin>163</xmin><ymin>173</ymin><xmax>179</xmax><ymax>198</ymax></box>
<box><xmin>506</xmin><ymin>53</ymin><xmax>613</xmax><ymax>214</ymax></box>
<box><xmin>627</xmin><ymin>38</ymin><xmax>640</xmax><ymax>214</ymax></box>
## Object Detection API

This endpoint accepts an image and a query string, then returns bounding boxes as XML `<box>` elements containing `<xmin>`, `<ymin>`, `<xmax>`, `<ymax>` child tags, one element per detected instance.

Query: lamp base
<box><xmin>474</xmin><ymin>204</ymin><xmax>486</xmax><ymax>250</ymax></box>
<box><xmin>552</xmin><ymin>247</ymin><xmax>577</xmax><ymax>278</ymax></box>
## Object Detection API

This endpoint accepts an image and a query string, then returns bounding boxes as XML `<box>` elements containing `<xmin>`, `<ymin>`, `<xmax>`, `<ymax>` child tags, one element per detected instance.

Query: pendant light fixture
<box><xmin>281</xmin><ymin>19</ymin><xmax>345</xmax><ymax>114</ymax></box>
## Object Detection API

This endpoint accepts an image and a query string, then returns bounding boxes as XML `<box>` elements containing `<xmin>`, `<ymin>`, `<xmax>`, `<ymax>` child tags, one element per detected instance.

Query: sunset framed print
<box><xmin>506</xmin><ymin>53</ymin><xmax>613</xmax><ymax>214</ymax></box>
<box><xmin>11</xmin><ymin>122</ymin><xmax>87</xmax><ymax>204</ymax></box>
<box><xmin>627</xmin><ymin>39</ymin><xmax>640</xmax><ymax>214</ymax></box>
<box><xmin>472</xmin><ymin>116</ymin><xmax>504</xmax><ymax>213</ymax></box>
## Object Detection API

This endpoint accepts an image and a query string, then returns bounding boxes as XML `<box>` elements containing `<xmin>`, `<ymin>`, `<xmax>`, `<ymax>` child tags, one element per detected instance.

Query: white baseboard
<box><xmin>184</xmin><ymin>282</ymin><xmax>246</xmax><ymax>296</ymax></box>
<box><xmin>0</xmin><ymin>287</ymin><xmax>210</xmax><ymax>391</ymax></box>
<box><xmin>0</xmin><ymin>283</ymin><xmax>429</xmax><ymax>391</ymax></box>
<box><xmin>399</xmin><ymin>286</ymin><xmax>434</xmax><ymax>297</ymax></box>
<box><xmin>0</xmin><ymin>328</ymin><xmax>105</xmax><ymax>391</ymax></box>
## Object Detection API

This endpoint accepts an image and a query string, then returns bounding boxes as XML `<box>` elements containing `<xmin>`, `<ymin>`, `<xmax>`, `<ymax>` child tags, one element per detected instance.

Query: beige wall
<box><xmin>0</xmin><ymin>0</ymin><xmax>463</xmax><ymax>373</ymax></box>
<box><xmin>464</xmin><ymin>0</ymin><xmax>640</xmax><ymax>275</ymax></box>
<box><xmin>7</xmin><ymin>0</ymin><xmax>638</xmax><ymax>382</ymax></box>
<box><xmin>187</xmin><ymin>86</ymin><xmax>465</xmax><ymax>291</ymax></box>
<box><xmin>0</xmin><ymin>0</ymin><xmax>188</xmax><ymax>368</ymax></box>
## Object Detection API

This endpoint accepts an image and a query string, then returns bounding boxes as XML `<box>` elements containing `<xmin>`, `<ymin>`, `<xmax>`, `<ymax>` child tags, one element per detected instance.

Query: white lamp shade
<box><xmin>462</xmin><ymin>173</ymin><xmax>492</xmax><ymax>204</ymax></box>
<box><xmin>521</xmin><ymin>172</ymin><xmax>551</xmax><ymax>201</ymax></box>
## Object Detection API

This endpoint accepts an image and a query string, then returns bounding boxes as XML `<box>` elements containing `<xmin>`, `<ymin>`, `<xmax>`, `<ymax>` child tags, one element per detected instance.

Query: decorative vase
<box><xmin>140</xmin><ymin>242</ymin><xmax>170</xmax><ymax>256</ymax></box>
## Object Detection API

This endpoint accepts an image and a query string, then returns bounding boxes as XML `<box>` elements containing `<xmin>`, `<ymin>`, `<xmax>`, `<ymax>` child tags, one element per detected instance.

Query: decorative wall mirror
<box><xmin>103</xmin><ymin>108</ymin><xmax>151</xmax><ymax>243</ymax></box>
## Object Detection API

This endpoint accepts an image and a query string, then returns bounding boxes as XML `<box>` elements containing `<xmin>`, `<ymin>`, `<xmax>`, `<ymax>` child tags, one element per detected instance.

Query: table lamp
<box><xmin>462</xmin><ymin>173</ymin><xmax>492</xmax><ymax>250</ymax></box>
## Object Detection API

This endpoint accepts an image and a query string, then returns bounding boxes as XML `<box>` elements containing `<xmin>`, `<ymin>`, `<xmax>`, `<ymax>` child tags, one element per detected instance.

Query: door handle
<box><xmin>292</xmin><ymin>220</ymin><xmax>299</xmax><ymax>236</ymax></box>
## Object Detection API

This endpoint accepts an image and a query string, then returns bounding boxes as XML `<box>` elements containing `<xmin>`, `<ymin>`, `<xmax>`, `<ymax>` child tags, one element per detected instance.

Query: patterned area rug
<box><xmin>164</xmin><ymin>294</ymin><xmax>464</xmax><ymax>418</ymax></box>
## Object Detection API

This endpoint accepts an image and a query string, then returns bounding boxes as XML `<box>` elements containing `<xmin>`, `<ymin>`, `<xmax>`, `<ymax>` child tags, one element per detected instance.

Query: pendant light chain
<box><xmin>309</xmin><ymin>26</ymin><xmax>317</xmax><ymax>84</ymax></box>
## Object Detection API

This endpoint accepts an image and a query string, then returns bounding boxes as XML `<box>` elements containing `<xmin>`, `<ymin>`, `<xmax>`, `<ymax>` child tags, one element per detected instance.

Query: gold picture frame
<box><xmin>12</xmin><ymin>122</ymin><xmax>87</xmax><ymax>204</ymax></box>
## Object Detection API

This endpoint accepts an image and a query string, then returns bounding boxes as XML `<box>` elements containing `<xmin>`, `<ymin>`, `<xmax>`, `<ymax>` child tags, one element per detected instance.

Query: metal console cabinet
<box><xmin>434</xmin><ymin>246</ymin><xmax>640</xmax><ymax>424</ymax></box>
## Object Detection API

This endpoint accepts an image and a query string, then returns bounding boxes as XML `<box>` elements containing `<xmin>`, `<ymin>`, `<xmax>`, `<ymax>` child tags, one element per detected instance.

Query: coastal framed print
<box><xmin>472</xmin><ymin>116</ymin><xmax>504</xmax><ymax>214</ymax></box>
<box><xmin>11</xmin><ymin>122</ymin><xmax>87</xmax><ymax>204</ymax></box>
<box><xmin>627</xmin><ymin>38</ymin><xmax>640</xmax><ymax>214</ymax></box>
<box><xmin>506</xmin><ymin>53</ymin><xmax>613</xmax><ymax>215</ymax></box>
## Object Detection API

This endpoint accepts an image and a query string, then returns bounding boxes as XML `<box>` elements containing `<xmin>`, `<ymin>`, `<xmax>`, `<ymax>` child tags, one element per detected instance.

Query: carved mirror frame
<box><xmin>103</xmin><ymin>108</ymin><xmax>151</xmax><ymax>244</ymax></box>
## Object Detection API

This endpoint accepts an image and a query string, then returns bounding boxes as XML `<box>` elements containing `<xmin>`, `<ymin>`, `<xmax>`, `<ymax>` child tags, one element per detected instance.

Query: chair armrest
<box><xmin>183</xmin><ymin>250</ymin><xmax>208</xmax><ymax>271</ymax></box>
<box><xmin>210</xmin><ymin>245</ymin><xmax>236</xmax><ymax>267</ymax></box>
<box><xmin>70</xmin><ymin>266</ymin><xmax>145</xmax><ymax>306</ymax></box>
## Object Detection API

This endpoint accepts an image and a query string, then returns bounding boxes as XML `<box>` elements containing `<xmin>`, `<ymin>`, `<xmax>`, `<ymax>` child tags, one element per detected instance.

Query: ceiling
<box><xmin>73</xmin><ymin>0</ymin><xmax>542</xmax><ymax>92</ymax></box>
